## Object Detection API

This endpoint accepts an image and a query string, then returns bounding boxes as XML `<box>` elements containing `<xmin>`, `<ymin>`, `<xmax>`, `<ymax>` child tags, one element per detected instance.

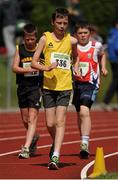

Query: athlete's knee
<box><xmin>79</xmin><ymin>108</ymin><xmax>89</xmax><ymax>119</ymax></box>
<box><xmin>56</xmin><ymin>119</ymin><xmax>65</xmax><ymax>127</ymax></box>
<box><xmin>22</xmin><ymin>116</ymin><xmax>28</xmax><ymax>124</ymax></box>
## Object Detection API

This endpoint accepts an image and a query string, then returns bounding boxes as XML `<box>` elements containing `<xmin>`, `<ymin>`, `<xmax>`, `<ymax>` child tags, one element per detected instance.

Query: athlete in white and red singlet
<box><xmin>72</xmin><ymin>23</ymin><xmax>108</xmax><ymax>159</ymax></box>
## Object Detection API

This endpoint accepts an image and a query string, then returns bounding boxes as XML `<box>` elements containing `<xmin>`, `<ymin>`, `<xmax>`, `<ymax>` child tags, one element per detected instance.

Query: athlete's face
<box><xmin>24</xmin><ymin>33</ymin><xmax>37</xmax><ymax>50</ymax></box>
<box><xmin>52</xmin><ymin>16</ymin><xmax>69</xmax><ymax>35</ymax></box>
<box><xmin>76</xmin><ymin>28</ymin><xmax>91</xmax><ymax>45</ymax></box>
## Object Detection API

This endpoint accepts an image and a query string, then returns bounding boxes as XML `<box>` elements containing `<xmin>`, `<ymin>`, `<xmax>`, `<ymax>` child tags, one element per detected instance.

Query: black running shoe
<box><xmin>80</xmin><ymin>143</ymin><xmax>89</xmax><ymax>159</ymax></box>
<box><xmin>48</xmin><ymin>156</ymin><xmax>59</xmax><ymax>170</ymax></box>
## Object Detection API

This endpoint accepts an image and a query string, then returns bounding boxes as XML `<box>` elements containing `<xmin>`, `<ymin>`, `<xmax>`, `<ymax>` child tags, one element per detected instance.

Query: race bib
<box><xmin>23</xmin><ymin>62</ymin><xmax>39</xmax><ymax>77</ymax></box>
<box><xmin>79</xmin><ymin>62</ymin><xmax>89</xmax><ymax>76</ymax></box>
<box><xmin>51</xmin><ymin>52</ymin><xmax>70</xmax><ymax>70</ymax></box>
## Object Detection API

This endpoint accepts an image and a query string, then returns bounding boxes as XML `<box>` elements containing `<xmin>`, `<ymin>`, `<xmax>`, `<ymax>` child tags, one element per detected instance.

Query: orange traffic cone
<box><xmin>88</xmin><ymin>147</ymin><xmax>107</xmax><ymax>178</ymax></box>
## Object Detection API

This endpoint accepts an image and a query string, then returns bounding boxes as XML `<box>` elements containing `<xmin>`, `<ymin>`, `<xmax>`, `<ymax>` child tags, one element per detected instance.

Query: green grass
<box><xmin>97</xmin><ymin>61</ymin><xmax>111</xmax><ymax>102</ymax></box>
<box><xmin>0</xmin><ymin>56</ymin><xmax>17</xmax><ymax>108</ymax></box>
<box><xmin>95</xmin><ymin>172</ymin><xmax>118</xmax><ymax>179</ymax></box>
<box><xmin>97</xmin><ymin>61</ymin><xmax>117</xmax><ymax>103</ymax></box>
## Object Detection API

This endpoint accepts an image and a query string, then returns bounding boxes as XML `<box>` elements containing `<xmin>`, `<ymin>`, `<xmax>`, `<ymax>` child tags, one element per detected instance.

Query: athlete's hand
<box><xmin>101</xmin><ymin>67</ymin><xmax>108</xmax><ymax>76</ymax></box>
<box><xmin>48</xmin><ymin>62</ymin><xmax>58</xmax><ymax>71</ymax></box>
<box><xmin>25</xmin><ymin>67</ymin><xmax>38</xmax><ymax>73</ymax></box>
<box><xmin>73</xmin><ymin>67</ymin><xmax>82</xmax><ymax>78</ymax></box>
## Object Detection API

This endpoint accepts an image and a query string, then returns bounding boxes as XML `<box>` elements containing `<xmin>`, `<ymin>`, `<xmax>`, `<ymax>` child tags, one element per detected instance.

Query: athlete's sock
<box><xmin>81</xmin><ymin>135</ymin><xmax>89</xmax><ymax>146</ymax></box>
<box><xmin>52</xmin><ymin>151</ymin><xmax>59</xmax><ymax>158</ymax></box>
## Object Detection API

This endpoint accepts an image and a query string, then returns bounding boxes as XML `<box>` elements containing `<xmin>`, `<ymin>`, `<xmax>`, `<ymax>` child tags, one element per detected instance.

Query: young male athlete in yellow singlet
<box><xmin>12</xmin><ymin>23</ymin><xmax>57</xmax><ymax>159</ymax></box>
<box><xmin>32</xmin><ymin>8</ymin><xmax>79</xmax><ymax>169</ymax></box>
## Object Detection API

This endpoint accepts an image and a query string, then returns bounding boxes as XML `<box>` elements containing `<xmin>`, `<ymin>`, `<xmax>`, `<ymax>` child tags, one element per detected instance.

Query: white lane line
<box><xmin>0</xmin><ymin>128</ymin><xmax>118</xmax><ymax>141</ymax></box>
<box><xmin>80</xmin><ymin>152</ymin><xmax>118</xmax><ymax>179</ymax></box>
<box><xmin>0</xmin><ymin>144</ymin><xmax>52</xmax><ymax>157</ymax></box>
<box><xmin>0</xmin><ymin>135</ymin><xmax>118</xmax><ymax>157</ymax></box>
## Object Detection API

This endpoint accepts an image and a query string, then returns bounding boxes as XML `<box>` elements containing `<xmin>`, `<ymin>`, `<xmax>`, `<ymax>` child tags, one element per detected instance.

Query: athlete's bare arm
<box><xmin>32</xmin><ymin>35</ymin><xmax>57</xmax><ymax>71</ymax></box>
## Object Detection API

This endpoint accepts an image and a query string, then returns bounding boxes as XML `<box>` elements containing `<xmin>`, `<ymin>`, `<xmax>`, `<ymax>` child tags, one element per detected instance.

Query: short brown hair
<box><xmin>52</xmin><ymin>8</ymin><xmax>69</xmax><ymax>23</ymax></box>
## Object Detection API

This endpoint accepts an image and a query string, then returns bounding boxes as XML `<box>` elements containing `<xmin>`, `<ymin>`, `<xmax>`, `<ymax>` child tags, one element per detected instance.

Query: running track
<box><xmin>0</xmin><ymin>107</ymin><xmax>118</xmax><ymax>179</ymax></box>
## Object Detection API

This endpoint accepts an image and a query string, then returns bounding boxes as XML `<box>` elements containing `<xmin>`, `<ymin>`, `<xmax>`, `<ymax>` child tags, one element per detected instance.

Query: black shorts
<box><xmin>72</xmin><ymin>81</ymin><xmax>99</xmax><ymax>112</ymax></box>
<box><xmin>42</xmin><ymin>89</ymin><xmax>72</xmax><ymax>108</ymax></box>
<box><xmin>17</xmin><ymin>85</ymin><xmax>41</xmax><ymax>109</ymax></box>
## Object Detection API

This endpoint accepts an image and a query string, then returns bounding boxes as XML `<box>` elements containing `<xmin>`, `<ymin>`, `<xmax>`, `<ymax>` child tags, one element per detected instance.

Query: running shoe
<box><xmin>18</xmin><ymin>146</ymin><xmax>30</xmax><ymax>159</ymax></box>
<box><xmin>80</xmin><ymin>143</ymin><xmax>89</xmax><ymax>159</ymax></box>
<box><xmin>29</xmin><ymin>134</ymin><xmax>39</xmax><ymax>156</ymax></box>
<box><xmin>48</xmin><ymin>156</ymin><xmax>59</xmax><ymax>170</ymax></box>
<box><xmin>49</xmin><ymin>144</ymin><xmax>54</xmax><ymax>159</ymax></box>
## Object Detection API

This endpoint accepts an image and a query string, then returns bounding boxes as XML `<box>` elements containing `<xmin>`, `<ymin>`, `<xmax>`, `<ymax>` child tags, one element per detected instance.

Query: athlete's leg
<box><xmin>79</xmin><ymin>105</ymin><xmax>91</xmax><ymax>137</ymax></box>
<box><xmin>24</xmin><ymin>108</ymin><xmax>39</xmax><ymax>148</ymax></box>
<box><xmin>54</xmin><ymin>105</ymin><xmax>67</xmax><ymax>154</ymax></box>
<box><xmin>45</xmin><ymin>107</ymin><xmax>56</xmax><ymax>141</ymax></box>
<box><xmin>47</xmin><ymin>105</ymin><xmax>67</xmax><ymax>170</ymax></box>
<box><xmin>20</xmin><ymin>108</ymin><xmax>29</xmax><ymax>130</ymax></box>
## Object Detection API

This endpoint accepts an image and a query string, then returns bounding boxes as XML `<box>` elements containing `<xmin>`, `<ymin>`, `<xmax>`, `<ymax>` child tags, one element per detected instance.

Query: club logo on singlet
<box><xmin>88</xmin><ymin>53</ymin><xmax>92</xmax><ymax>59</ymax></box>
<box><xmin>48</xmin><ymin>42</ymin><xmax>53</xmax><ymax>48</ymax></box>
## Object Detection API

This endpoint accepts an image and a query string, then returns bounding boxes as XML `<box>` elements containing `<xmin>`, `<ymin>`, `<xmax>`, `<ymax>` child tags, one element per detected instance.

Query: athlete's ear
<box><xmin>51</xmin><ymin>20</ymin><xmax>54</xmax><ymax>26</ymax></box>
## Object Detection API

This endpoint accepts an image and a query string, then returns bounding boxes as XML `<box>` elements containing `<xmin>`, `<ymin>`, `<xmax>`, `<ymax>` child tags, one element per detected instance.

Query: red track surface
<box><xmin>0</xmin><ymin>109</ymin><xmax>118</xmax><ymax>179</ymax></box>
